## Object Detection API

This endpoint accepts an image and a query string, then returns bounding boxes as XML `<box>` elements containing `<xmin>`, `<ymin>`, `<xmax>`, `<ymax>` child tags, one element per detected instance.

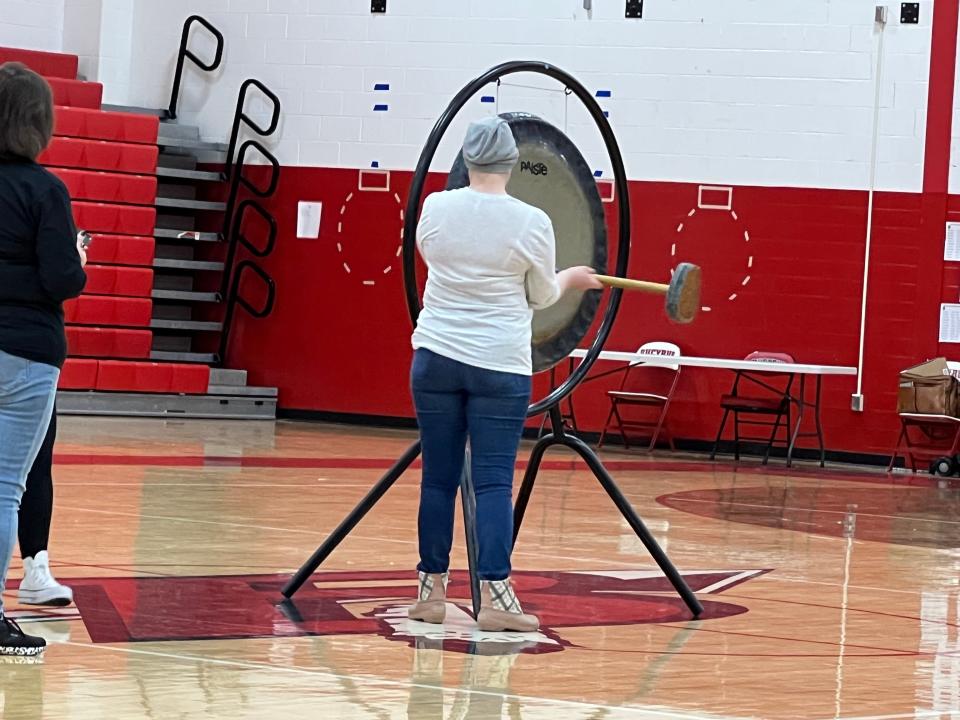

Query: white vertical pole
<box><xmin>853</xmin><ymin>7</ymin><xmax>888</xmax><ymax>412</ymax></box>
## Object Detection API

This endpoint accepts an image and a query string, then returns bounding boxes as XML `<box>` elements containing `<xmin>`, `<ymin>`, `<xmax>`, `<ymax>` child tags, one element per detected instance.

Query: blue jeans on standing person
<box><xmin>411</xmin><ymin>348</ymin><xmax>531</xmax><ymax>581</ymax></box>
<box><xmin>0</xmin><ymin>350</ymin><xmax>58</xmax><ymax>617</ymax></box>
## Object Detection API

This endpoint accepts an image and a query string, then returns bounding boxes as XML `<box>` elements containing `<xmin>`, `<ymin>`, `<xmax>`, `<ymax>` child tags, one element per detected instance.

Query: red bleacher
<box><xmin>54</xmin><ymin>106</ymin><xmax>159</xmax><ymax>145</ymax></box>
<box><xmin>73</xmin><ymin>202</ymin><xmax>156</xmax><ymax>236</ymax></box>
<box><xmin>40</xmin><ymin>137</ymin><xmax>159</xmax><ymax>175</ymax></box>
<box><xmin>66</xmin><ymin>327</ymin><xmax>152</xmax><ymax>359</ymax></box>
<box><xmin>84</xmin><ymin>235</ymin><xmax>155</xmax><ymax>267</ymax></box>
<box><xmin>59</xmin><ymin>359</ymin><xmax>99</xmax><ymax>390</ymax></box>
<box><xmin>0</xmin><ymin>47</ymin><xmax>78</xmax><ymax>78</ymax></box>
<box><xmin>83</xmin><ymin>266</ymin><xmax>154</xmax><ymax>298</ymax></box>
<box><xmin>64</xmin><ymin>296</ymin><xmax>152</xmax><ymax>327</ymax></box>
<box><xmin>52</xmin><ymin>168</ymin><xmax>157</xmax><ymax>205</ymax></box>
<box><xmin>97</xmin><ymin>361</ymin><xmax>210</xmax><ymax>394</ymax></box>
<box><xmin>4</xmin><ymin>44</ymin><xmax>214</xmax><ymax>399</ymax></box>
<box><xmin>46</xmin><ymin>77</ymin><xmax>103</xmax><ymax>109</ymax></box>
<box><xmin>59</xmin><ymin>359</ymin><xmax>211</xmax><ymax>395</ymax></box>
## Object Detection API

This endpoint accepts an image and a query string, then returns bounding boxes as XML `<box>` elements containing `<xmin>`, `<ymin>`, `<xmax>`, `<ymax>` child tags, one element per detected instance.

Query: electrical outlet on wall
<box><xmin>625</xmin><ymin>0</ymin><xmax>643</xmax><ymax>18</ymax></box>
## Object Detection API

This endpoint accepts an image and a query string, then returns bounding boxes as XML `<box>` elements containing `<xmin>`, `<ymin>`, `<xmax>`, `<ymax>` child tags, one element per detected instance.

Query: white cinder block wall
<box><xmin>124</xmin><ymin>0</ymin><xmax>935</xmax><ymax>192</ymax></box>
<box><xmin>96</xmin><ymin>0</ymin><xmax>134</xmax><ymax>105</ymax></box>
<box><xmin>60</xmin><ymin>0</ymin><xmax>134</xmax><ymax>103</ymax></box>
<box><xmin>62</xmin><ymin>0</ymin><xmax>103</xmax><ymax>81</ymax></box>
<box><xmin>0</xmin><ymin>0</ymin><xmax>64</xmax><ymax>52</ymax></box>
<box><xmin>1</xmin><ymin>0</ymin><xmax>941</xmax><ymax>194</ymax></box>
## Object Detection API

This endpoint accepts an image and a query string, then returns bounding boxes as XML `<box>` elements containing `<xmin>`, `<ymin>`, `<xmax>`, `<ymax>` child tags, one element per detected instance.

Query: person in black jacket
<box><xmin>0</xmin><ymin>62</ymin><xmax>86</xmax><ymax>656</ymax></box>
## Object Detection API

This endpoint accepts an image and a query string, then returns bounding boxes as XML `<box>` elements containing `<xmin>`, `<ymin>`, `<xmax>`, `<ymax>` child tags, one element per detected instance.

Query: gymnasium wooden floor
<box><xmin>3</xmin><ymin>417</ymin><xmax>959</xmax><ymax>719</ymax></box>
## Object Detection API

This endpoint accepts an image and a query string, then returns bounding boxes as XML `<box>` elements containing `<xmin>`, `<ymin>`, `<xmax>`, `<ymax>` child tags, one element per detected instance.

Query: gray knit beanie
<box><xmin>462</xmin><ymin>116</ymin><xmax>519</xmax><ymax>175</ymax></box>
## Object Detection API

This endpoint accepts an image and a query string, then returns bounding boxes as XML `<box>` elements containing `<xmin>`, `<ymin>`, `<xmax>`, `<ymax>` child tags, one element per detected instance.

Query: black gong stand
<box><xmin>513</xmin><ymin>407</ymin><xmax>702</xmax><ymax>616</ymax></box>
<box><xmin>281</xmin><ymin>405</ymin><xmax>702</xmax><ymax>619</ymax></box>
<box><xmin>282</xmin><ymin>60</ymin><xmax>703</xmax><ymax>620</ymax></box>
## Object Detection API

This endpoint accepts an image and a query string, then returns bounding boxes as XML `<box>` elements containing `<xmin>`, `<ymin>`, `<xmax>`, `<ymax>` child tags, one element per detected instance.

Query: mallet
<box><xmin>594</xmin><ymin>262</ymin><xmax>701</xmax><ymax>324</ymax></box>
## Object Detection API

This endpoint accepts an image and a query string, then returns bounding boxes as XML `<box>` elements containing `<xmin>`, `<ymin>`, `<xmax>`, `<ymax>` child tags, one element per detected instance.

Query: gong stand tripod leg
<box><xmin>560</xmin><ymin>433</ymin><xmax>704</xmax><ymax>618</ymax></box>
<box><xmin>459</xmin><ymin>447</ymin><xmax>482</xmax><ymax>619</ymax></box>
<box><xmin>282</xmin><ymin>440</ymin><xmax>423</xmax><ymax>599</ymax></box>
<box><xmin>512</xmin><ymin>405</ymin><xmax>563</xmax><ymax>548</ymax></box>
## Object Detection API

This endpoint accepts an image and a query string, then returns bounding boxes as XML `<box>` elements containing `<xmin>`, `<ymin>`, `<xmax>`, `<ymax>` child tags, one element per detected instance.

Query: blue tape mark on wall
<box><xmin>481</xmin><ymin>96</ymin><xmax>495</xmax><ymax>103</ymax></box>
<box><xmin>374</xmin><ymin>104</ymin><xmax>389</xmax><ymax>111</ymax></box>
<box><xmin>596</xmin><ymin>90</ymin><xmax>612</xmax><ymax>98</ymax></box>
<box><xmin>602</xmin><ymin>110</ymin><xmax>610</xmax><ymax>118</ymax></box>
<box><xmin>371</xmin><ymin>161</ymin><xmax>380</xmax><ymax>168</ymax></box>
<box><xmin>594</xmin><ymin>170</ymin><xmax>603</xmax><ymax>177</ymax></box>
<box><xmin>374</xmin><ymin>83</ymin><xmax>390</xmax><ymax>91</ymax></box>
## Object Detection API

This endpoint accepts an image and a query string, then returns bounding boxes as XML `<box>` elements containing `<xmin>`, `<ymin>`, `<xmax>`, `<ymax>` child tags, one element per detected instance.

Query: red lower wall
<box><xmin>226</xmin><ymin>165</ymin><xmax>944</xmax><ymax>457</ymax></box>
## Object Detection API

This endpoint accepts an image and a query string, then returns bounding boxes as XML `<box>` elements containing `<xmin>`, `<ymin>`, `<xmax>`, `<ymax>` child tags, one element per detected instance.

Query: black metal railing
<box><xmin>224</xmin><ymin>78</ymin><xmax>282</xmax><ymax>181</ymax></box>
<box><xmin>217</xmin><ymin>137</ymin><xmax>281</xmax><ymax>365</ymax></box>
<box><xmin>219</xmin><ymin>138</ymin><xmax>280</xmax><ymax>299</ymax></box>
<box><xmin>212</xmin><ymin>74</ymin><xmax>283</xmax><ymax>367</ymax></box>
<box><xmin>230</xmin><ymin>200</ymin><xmax>278</xmax><ymax>258</ymax></box>
<box><xmin>219</xmin><ymin>261</ymin><xmax>276</xmax><ymax>364</ymax></box>
<box><xmin>166</xmin><ymin>16</ymin><xmax>224</xmax><ymax>120</ymax></box>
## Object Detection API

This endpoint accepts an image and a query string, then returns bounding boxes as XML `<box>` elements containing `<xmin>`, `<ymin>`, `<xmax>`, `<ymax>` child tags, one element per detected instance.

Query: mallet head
<box><xmin>666</xmin><ymin>263</ymin><xmax>701</xmax><ymax>324</ymax></box>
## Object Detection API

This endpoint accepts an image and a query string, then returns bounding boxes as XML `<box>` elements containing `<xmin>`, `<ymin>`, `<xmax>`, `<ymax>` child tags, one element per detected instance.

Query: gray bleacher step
<box><xmin>158</xmin><ymin>154</ymin><xmax>197</xmax><ymax>170</ymax></box>
<box><xmin>151</xmin><ymin>319</ymin><xmax>223</xmax><ymax>332</ymax></box>
<box><xmin>155</xmin><ymin>197</ymin><xmax>228</xmax><ymax>212</ymax></box>
<box><xmin>157</xmin><ymin>183</ymin><xmax>196</xmax><ymax>200</ymax></box>
<box><xmin>154</xmin><ymin>247</ymin><xmax>195</xmax><ymax>261</ymax></box>
<box><xmin>156</xmin><ymin>122</ymin><xmax>201</xmax><ymax>141</ymax></box>
<box><xmin>155</xmin><ymin>166</ymin><xmax>223</xmax><ymax>182</ymax></box>
<box><xmin>153</xmin><ymin>258</ymin><xmax>225</xmax><ymax>272</ymax></box>
<box><xmin>150</xmin><ymin>350</ymin><xmax>218</xmax><ymax>363</ymax></box>
<box><xmin>155</xmin><ymin>228</ymin><xmax>221</xmax><ymax>242</ymax></box>
<box><xmin>210</xmin><ymin>368</ymin><xmax>247</xmax><ymax>386</ymax></box>
<box><xmin>152</xmin><ymin>289</ymin><xmax>221</xmax><ymax>303</ymax></box>
<box><xmin>101</xmin><ymin>104</ymin><xmax>167</xmax><ymax>117</ymax></box>
<box><xmin>151</xmin><ymin>335</ymin><xmax>191</xmax><ymax>351</ymax></box>
<box><xmin>157</xmin><ymin>214</ymin><xmax>199</xmax><ymax>229</ymax></box>
<box><xmin>152</xmin><ymin>304</ymin><xmax>191</xmax><ymax>320</ymax></box>
<box><xmin>57</xmin><ymin>391</ymin><xmax>277</xmax><ymax>420</ymax></box>
<box><xmin>157</xmin><ymin>136</ymin><xmax>228</xmax><ymax>153</ymax></box>
<box><xmin>208</xmin><ymin>385</ymin><xmax>278</xmax><ymax>398</ymax></box>
<box><xmin>154</xmin><ymin>274</ymin><xmax>194</xmax><ymax>291</ymax></box>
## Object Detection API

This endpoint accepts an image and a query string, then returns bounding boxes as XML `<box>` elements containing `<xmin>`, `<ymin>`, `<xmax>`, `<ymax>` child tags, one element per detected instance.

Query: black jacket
<box><xmin>0</xmin><ymin>155</ymin><xmax>87</xmax><ymax>368</ymax></box>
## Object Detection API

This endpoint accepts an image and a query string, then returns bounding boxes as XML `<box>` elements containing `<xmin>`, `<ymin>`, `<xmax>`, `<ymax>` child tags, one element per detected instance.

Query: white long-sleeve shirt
<box><xmin>411</xmin><ymin>187</ymin><xmax>562</xmax><ymax>376</ymax></box>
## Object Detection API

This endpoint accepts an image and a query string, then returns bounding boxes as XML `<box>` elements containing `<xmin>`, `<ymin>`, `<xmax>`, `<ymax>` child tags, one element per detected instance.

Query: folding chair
<box><xmin>710</xmin><ymin>351</ymin><xmax>796</xmax><ymax>464</ymax></box>
<box><xmin>888</xmin><ymin>413</ymin><xmax>960</xmax><ymax>473</ymax></box>
<box><xmin>598</xmin><ymin>341</ymin><xmax>681</xmax><ymax>451</ymax></box>
<box><xmin>888</xmin><ymin>360</ymin><xmax>960</xmax><ymax>473</ymax></box>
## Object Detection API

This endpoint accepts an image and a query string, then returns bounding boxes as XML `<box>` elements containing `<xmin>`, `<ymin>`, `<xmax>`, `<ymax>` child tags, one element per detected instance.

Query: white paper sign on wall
<box><xmin>297</xmin><ymin>201</ymin><xmax>322</xmax><ymax>239</ymax></box>
<box><xmin>939</xmin><ymin>304</ymin><xmax>960</xmax><ymax>343</ymax></box>
<box><xmin>945</xmin><ymin>223</ymin><xmax>960</xmax><ymax>261</ymax></box>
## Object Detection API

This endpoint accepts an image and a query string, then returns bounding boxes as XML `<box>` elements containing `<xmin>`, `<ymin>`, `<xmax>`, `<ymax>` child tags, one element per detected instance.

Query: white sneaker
<box><xmin>17</xmin><ymin>552</ymin><xmax>73</xmax><ymax>607</ymax></box>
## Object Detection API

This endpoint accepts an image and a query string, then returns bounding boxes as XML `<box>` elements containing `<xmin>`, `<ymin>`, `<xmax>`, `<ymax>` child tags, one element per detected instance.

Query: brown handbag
<box><xmin>898</xmin><ymin>358</ymin><xmax>960</xmax><ymax>416</ymax></box>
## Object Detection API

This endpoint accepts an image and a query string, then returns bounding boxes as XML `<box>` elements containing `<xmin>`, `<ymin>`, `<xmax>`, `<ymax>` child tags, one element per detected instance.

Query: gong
<box><xmin>403</xmin><ymin>61</ymin><xmax>631</xmax><ymax>418</ymax></box>
<box><xmin>445</xmin><ymin>112</ymin><xmax>607</xmax><ymax>373</ymax></box>
<box><xmin>285</xmin><ymin>61</ymin><xmax>703</xmax><ymax>621</ymax></box>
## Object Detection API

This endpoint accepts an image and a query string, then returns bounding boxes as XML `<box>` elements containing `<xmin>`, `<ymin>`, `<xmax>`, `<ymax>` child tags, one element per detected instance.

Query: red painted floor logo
<box><xmin>62</xmin><ymin>569</ymin><xmax>768</xmax><ymax>654</ymax></box>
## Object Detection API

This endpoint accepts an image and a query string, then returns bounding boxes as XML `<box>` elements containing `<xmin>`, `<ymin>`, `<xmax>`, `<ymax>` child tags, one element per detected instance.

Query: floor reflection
<box><xmin>659</xmin><ymin>484</ymin><xmax>960</xmax><ymax>548</ymax></box>
<box><xmin>915</xmin><ymin>590</ymin><xmax>960</xmax><ymax>714</ymax></box>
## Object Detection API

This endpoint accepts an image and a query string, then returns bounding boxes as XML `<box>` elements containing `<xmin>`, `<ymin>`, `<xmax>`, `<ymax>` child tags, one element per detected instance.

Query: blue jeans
<box><xmin>411</xmin><ymin>349</ymin><xmax>531</xmax><ymax>581</ymax></box>
<box><xmin>0</xmin><ymin>351</ymin><xmax>58</xmax><ymax>616</ymax></box>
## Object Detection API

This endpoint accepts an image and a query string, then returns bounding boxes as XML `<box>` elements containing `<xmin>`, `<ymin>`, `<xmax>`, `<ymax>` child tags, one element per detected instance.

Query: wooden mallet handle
<box><xmin>593</xmin><ymin>263</ymin><xmax>702</xmax><ymax>324</ymax></box>
<box><xmin>594</xmin><ymin>275</ymin><xmax>669</xmax><ymax>293</ymax></box>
